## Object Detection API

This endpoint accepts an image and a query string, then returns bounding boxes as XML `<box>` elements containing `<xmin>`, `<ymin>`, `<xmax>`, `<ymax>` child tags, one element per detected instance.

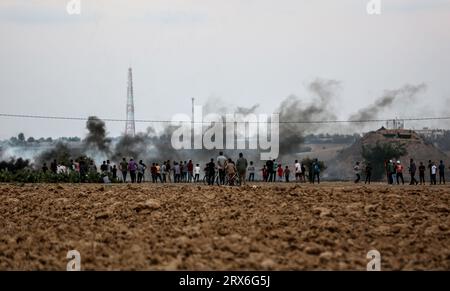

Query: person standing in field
<box><xmin>428</xmin><ymin>160</ymin><xmax>433</xmax><ymax>185</ymax></box>
<box><xmin>386</xmin><ymin>160</ymin><xmax>394</xmax><ymax>184</ymax></box>
<box><xmin>187</xmin><ymin>160</ymin><xmax>194</xmax><ymax>183</ymax></box>
<box><xmin>301</xmin><ymin>163</ymin><xmax>306</xmax><ymax>182</ymax></box>
<box><xmin>418</xmin><ymin>162</ymin><xmax>426</xmax><ymax>185</ymax></box>
<box><xmin>294</xmin><ymin>160</ymin><xmax>302</xmax><ymax>182</ymax></box>
<box><xmin>247</xmin><ymin>161</ymin><xmax>255</xmax><ymax>182</ymax></box>
<box><xmin>438</xmin><ymin>160</ymin><xmax>445</xmax><ymax>184</ymax></box>
<box><xmin>137</xmin><ymin>160</ymin><xmax>146</xmax><ymax>183</ymax></box>
<box><xmin>284</xmin><ymin>165</ymin><xmax>291</xmax><ymax>183</ymax></box>
<box><xmin>194</xmin><ymin>163</ymin><xmax>201</xmax><ymax>182</ymax></box>
<box><xmin>261</xmin><ymin>165</ymin><xmax>268</xmax><ymax>182</ymax></box>
<box><xmin>236</xmin><ymin>153</ymin><xmax>248</xmax><ymax>186</ymax></box>
<box><xmin>396</xmin><ymin>161</ymin><xmax>404</xmax><ymax>185</ymax></box>
<box><xmin>111</xmin><ymin>165</ymin><xmax>117</xmax><ymax>182</ymax></box>
<box><xmin>182</xmin><ymin>161</ymin><xmax>188</xmax><ymax>182</ymax></box>
<box><xmin>312</xmin><ymin>159</ymin><xmax>320</xmax><ymax>184</ymax></box>
<box><xmin>266</xmin><ymin>159</ymin><xmax>274</xmax><ymax>182</ymax></box>
<box><xmin>431</xmin><ymin>162</ymin><xmax>437</xmax><ymax>185</ymax></box>
<box><xmin>156</xmin><ymin>163</ymin><xmax>162</xmax><ymax>183</ymax></box>
<box><xmin>174</xmin><ymin>162</ymin><xmax>181</xmax><ymax>183</ymax></box>
<box><xmin>119</xmin><ymin>157</ymin><xmax>128</xmax><ymax>182</ymax></box>
<box><xmin>206</xmin><ymin>158</ymin><xmax>216</xmax><ymax>185</ymax></box>
<box><xmin>365</xmin><ymin>162</ymin><xmax>372</xmax><ymax>184</ymax></box>
<box><xmin>354</xmin><ymin>161</ymin><xmax>361</xmax><ymax>183</ymax></box>
<box><xmin>409</xmin><ymin>159</ymin><xmax>418</xmax><ymax>185</ymax></box>
<box><xmin>217</xmin><ymin>152</ymin><xmax>227</xmax><ymax>185</ymax></box>
<box><xmin>277</xmin><ymin>164</ymin><xmax>283</xmax><ymax>182</ymax></box>
<box><xmin>161</xmin><ymin>162</ymin><xmax>167</xmax><ymax>183</ymax></box>
<box><xmin>128</xmin><ymin>158</ymin><xmax>137</xmax><ymax>183</ymax></box>
<box><xmin>164</xmin><ymin>160</ymin><xmax>171</xmax><ymax>183</ymax></box>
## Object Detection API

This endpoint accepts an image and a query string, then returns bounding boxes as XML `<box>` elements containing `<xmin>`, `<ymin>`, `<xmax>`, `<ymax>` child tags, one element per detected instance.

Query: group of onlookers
<box><xmin>353</xmin><ymin>159</ymin><xmax>446</xmax><ymax>185</ymax></box>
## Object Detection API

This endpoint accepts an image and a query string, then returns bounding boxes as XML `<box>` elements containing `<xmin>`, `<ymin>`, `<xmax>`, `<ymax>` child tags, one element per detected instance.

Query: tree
<box><xmin>27</xmin><ymin>137</ymin><xmax>35</xmax><ymax>143</ymax></box>
<box><xmin>362</xmin><ymin>142</ymin><xmax>407</xmax><ymax>180</ymax></box>
<box><xmin>18</xmin><ymin>133</ymin><xmax>25</xmax><ymax>142</ymax></box>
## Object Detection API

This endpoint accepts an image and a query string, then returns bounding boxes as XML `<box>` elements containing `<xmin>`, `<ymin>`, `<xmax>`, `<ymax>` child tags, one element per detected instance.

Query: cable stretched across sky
<box><xmin>1</xmin><ymin>113</ymin><xmax>450</xmax><ymax>124</ymax></box>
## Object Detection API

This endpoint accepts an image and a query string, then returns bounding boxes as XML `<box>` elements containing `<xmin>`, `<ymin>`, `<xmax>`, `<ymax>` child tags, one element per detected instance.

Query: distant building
<box><xmin>415</xmin><ymin>127</ymin><xmax>445</xmax><ymax>139</ymax></box>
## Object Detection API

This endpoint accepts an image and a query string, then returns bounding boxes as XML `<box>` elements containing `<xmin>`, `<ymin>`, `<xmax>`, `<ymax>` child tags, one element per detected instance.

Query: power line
<box><xmin>1</xmin><ymin>113</ymin><xmax>450</xmax><ymax>124</ymax></box>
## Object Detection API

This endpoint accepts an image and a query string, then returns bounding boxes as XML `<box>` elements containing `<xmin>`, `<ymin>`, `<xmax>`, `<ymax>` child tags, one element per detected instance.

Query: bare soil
<box><xmin>0</xmin><ymin>182</ymin><xmax>449</xmax><ymax>270</ymax></box>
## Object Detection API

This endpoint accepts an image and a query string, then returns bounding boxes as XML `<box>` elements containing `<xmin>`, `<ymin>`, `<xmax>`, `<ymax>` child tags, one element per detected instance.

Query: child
<box><xmin>261</xmin><ymin>165</ymin><xmax>268</xmax><ymax>182</ymax></box>
<box><xmin>277</xmin><ymin>164</ymin><xmax>283</xmax><ymax>182</ymax></box>
<box><xmin>284</xmin><ymin>165</ymin><xmax>291</xmax><ymax>183</ymax></box>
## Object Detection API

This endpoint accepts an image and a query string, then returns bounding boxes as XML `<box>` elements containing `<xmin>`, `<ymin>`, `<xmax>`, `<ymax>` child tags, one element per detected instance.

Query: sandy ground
<box><xmin>0</xmin><ymin>182</ymin><xmax>449</xmax><ymax>270</ymax></box>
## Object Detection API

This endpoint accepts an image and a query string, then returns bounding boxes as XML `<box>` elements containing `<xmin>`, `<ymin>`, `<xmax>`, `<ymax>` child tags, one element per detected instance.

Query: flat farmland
<box><xmin>0</xmin><ymin>182</ymin><xmax>449</xmax><ymax>270</ymax></box>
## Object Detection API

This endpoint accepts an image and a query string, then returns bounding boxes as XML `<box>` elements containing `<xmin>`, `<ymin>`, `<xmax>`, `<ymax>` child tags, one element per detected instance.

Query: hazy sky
<box><xmin>0</xmin><ymin>0</ymin><xmax>450</xmax><ymax>139</ymax></box>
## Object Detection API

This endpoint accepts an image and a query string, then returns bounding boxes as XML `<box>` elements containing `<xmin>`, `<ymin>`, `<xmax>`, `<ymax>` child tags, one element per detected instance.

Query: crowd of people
<box><xmin>353</xmin><ymin>159</ymin><xmax>447</xmax><ymax>185</ymax></box>
<box><xmin>40</xmin><ymin>152</ymin><xmax>447</xmax><ymax>186</ymax></box>
<box><xmin>40</xmin><ymin>152</ymin><xmax>326</xmax><ymax>185</ymax></box>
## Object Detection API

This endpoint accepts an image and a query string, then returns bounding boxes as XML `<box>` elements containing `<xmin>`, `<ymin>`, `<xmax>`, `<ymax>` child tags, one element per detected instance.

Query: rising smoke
<box><xmin>83</xmin><ymin>116</ymin><xmax>111</xmax><ymax>153</ymax></box>
<box><xmin>349</xmin><ymin>83</ymin><xmax>427</xmax><ymax>122</ymax></box>
<box><xmin>1</xmin><ymin>80</ymin><xmax>433</xmax><ymax>169</ymax></box>
<box><xmin>277</xmin><ymin>79</ymin><xmax>340</xmax><ymax>157</ymax></box>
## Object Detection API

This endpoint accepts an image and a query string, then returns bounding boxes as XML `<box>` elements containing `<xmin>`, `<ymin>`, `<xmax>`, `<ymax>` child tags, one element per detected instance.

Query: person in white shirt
<box><xmin>194</xmin><ymin>164</ymin><xmax>201</xmax><ymax>182</ymax></box>
<box><xmin>431</xmin><ymin>163</ymin><xmax>437</xmax><ymax>185</ymax></box>
<box><xmin>294</xmin><ymin>160</ymin><xmax>302</xmax><ymax>182</ymax></box>
<box><xmin>247</xmin><ymin>161</ymin><xmax>256</xmax><ymax>181</ymax></box>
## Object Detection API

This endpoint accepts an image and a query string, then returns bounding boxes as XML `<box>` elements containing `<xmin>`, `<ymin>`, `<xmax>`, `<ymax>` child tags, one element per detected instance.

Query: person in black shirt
<box><xmin>206</xmin><ymin>158</ymin><xmax>216</xmax><ymax>185</ymax></box>
<box><xmin>365</xmin><ymin>163</ymin><xmax>372</xmax><ymax>184</ymax></box>
<box><xmin>418</xmin><ymin>162</ymin><xmax>426</xmax><ymax>185</ymax></box>
<box><xmin>266</xmin><ymin>159</ymin><xmax>274</xmax><ymax>182</ymax></box>
<box><xmin>100</xmin><ymin>161</ymin><xmax>108</xmax><ymax>173</ymax></box>
<box><xmin>438</xmin><ymin>160</ymin><xmax>445</xmax><ymax>184</ymax></box>
<box><xmin>409</xmin><ymin>158</ymin><xmax>418</xmax><ymax>185</ymax></box>
<box><xmin>111</xmin><ymin>165</ymin><xmax>117</xmax><ymax>181</ymax></box>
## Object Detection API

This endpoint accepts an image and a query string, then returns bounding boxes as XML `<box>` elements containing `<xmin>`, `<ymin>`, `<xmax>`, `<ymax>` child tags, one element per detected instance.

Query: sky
<box><xmin>0</xmin><ymin>0</ymin><xmax>450</xmax><ymax>139</ymax></box>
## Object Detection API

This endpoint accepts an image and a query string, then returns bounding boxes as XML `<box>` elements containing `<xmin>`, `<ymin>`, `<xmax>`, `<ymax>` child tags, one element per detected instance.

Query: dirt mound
<box><xmin>331</xmin><ymin>127</ymin><xmax>449</xmax><ymax>179</ymax></box>
<box><xmin>0</xmin><ymin>183</ymin><xmax>449</xmax><ymax>270</ymax></box>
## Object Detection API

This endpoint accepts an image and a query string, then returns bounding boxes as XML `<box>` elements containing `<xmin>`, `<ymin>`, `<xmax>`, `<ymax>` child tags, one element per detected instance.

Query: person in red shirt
<box><xmin>396</xmin><ymin>161</ymin><xmax>404</xmax><ymax>185</ymax></box>
<box><xmin>187</xmin><ymin>160</ymin><xmax>194</xmax><ymax>183</ymax></box>
<box><xmin>277</xmin><ymin>164</ymin><xmax>283</xmax><ymax>182</ymax></box>
<box><xmin>261</xmin><ymin>165</ymin><xmax>268</xmax><ymax>182</ymax></box>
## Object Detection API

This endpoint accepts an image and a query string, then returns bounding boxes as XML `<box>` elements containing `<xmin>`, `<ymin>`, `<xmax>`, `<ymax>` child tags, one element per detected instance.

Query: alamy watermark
<box><xmin>66</xmin><ymin>0</ymin><xmax>81</xmax><ymax>15</ymax></box>
<box><xmin>366</xmin><ymin>249</ymin><xmax>381</xmax><ymax>271</ymax></box>
<box><xmin>170</xmin><ymin>105</ymin><xmax>279</xmax><ymax>160</ymax></box>
<box><xmin>367</xmin><ymin>0</ymin><xmax>381</xmax><ymax>15</ymax></box>
<box><xmin>66</xmin><ymin>250</ymin><xmax>81</xmax><ymax>271</ymax></box>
